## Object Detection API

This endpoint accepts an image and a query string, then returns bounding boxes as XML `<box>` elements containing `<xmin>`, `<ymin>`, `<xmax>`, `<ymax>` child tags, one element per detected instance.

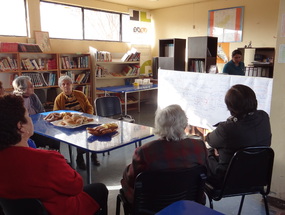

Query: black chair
<box><xmin>95</xmin><ymin>96</ymin><xmax>135</xmax><ymax>155</ymax></box>
<box><xmin>0</xmin><ymin>198</ymin><xmax>48</xmax><ymax>215</ymax></box>
<box><xmin>95</xmin><ymin>96</ymin><xmax>135</xmax><ymax>123</ymax></box>
<box><xmin>204</xmin><ymin>146</ymin><xmax>274</xmax><ymax>215</ymax></box>
<box><xmin>116</xmin><ymin>165</ymin><xmax>207</xmax><ymax>215</ymax></box>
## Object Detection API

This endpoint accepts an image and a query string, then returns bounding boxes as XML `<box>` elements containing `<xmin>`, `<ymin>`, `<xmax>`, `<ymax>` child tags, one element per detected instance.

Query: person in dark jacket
<box><xmin>206</xmin><ymin>84</ymin><xmax>271</xmax><ymax>186</ymax></box>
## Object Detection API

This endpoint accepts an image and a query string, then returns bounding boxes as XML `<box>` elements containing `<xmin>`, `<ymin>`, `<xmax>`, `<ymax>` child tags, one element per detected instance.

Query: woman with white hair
<box><xmin>120</xmin><ymin>104</ymin><xmax>208</xmax><ymax>204</ymax></box>
<box><xmin>53</xmin><ymin>75</ymin><xmax>99</xmax><ymax>170</ymax></box>
<box><xmin>12</xmin><ymin>76</ymin><xmax>44</xmax><ymax>114</ymax></box>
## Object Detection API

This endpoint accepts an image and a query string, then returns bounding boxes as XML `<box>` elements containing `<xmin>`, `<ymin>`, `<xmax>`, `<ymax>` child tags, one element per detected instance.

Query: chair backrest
<box><xmin>0</xmin><ymin>198</ymin><xmax>48</xmax><ymax>215</ymax></box>
<box><xmin>221</xmin><ymin>146</ymin><xmax>274</xmax><ymax>197</ymax></box>
<box><xmin>133</xmin><ymin>165</ymin><xmax>207</xmax><ymax>215</ymax></box>
<box><xmin>95</xmin><ymin>96</ymin><xmax>122</xmax><ymax>117</ymax></box>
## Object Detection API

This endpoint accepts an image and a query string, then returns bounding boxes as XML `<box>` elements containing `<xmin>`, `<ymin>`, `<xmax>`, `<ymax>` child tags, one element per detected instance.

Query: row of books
<box><xmin>92</xmin><ymin>50</ymin><xmax>112</xmax><ymax>62</ymax></box>
<box><xmin>75</xmin><ymin>85</ymin><xmax>91</xmax><ymax>98</ymax></box>
<box><xmin>0</xmin><ymin>57</ymin><xmax>18</xmax><ymax>71</ymax></box>
<box><xmin>121</xmin><ymin>65</ymin><xmax>140</xmax><ymax>76</ymax></box>
<box><xmin>245</xmin><ymin>67</ymin><xmax>270</xmax><ymax>77</ymax></box>
<box><xmin>189</xmin><ymin>60</ymin><xmax>205</xmax><ymax>73</ymax></box>
<box><xmin>95</xmin><ymin>65</ymin><xmax>140</xmax><ymax>78</ymax></box>
<box><xmin>121</xmin><ymin>48</ymin><xmax>140</xmax><ymax>62</ymax></box>
<box><xmin>60</xmin><ymin>56</ymin><xmax>89</xmax><ymax>69</ymax></box>
<box><xmin>21</xmin><ymin>58</ymin><xmax>57</xmax><ymax>70</ymax></box>
<box><xmin>23</xmin><ymin>72</ymin><xmax>57</xmax><ymax>87</ymax></box>
<box><xmin>62</xmin><ymin>71</ymin><xmax>91</xmax><ymax>84</ymax></box>
<box><xmin>0</xmin><ymin>42</ymin><xmax>42</xmax><ymax>52</ymax></box>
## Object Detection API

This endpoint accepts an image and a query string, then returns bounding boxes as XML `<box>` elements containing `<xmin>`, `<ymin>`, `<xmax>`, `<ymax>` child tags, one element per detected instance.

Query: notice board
<box><xmin>157</xmin><ymin>69</ymin><xmax>273</xmax><ymax>130</ymax></box>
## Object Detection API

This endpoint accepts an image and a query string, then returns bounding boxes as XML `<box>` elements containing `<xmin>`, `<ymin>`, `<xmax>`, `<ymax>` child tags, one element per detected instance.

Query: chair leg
<box><xmin>116</xmin><ymin>195</ymin><xmax>121</xmax><ymax>215</ymax></box>
<box><xmin>263</xmin><ymin>195</ymin><xmax>270</xmax><ymax>215</ymax></box>
<box><xmin>238</xmin><ymin>195</ymin><xmax>245</xmax><ymax>215</ymax></box>
<box><xmin>207</xmin><ymin>196</ymin><xmax>214</xmax><ymax>209</ymax></box>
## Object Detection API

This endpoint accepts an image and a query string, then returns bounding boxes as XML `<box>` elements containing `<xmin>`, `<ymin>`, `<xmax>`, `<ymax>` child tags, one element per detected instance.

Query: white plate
<box><xmin>50</xmin><ymin>119</ymin><xmax>98</xmax><ymax>129</ymax></box>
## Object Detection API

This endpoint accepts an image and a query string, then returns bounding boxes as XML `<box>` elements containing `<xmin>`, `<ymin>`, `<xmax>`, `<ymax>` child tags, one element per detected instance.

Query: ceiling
<box><xmin>97</xmin><ymin>0</ymin><xmax>215</xmax><ymax>10</ymax></box>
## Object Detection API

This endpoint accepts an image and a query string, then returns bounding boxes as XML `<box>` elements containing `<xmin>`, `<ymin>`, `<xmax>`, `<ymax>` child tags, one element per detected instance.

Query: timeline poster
<box><xmin>158</xmin><ymin>69</ymin><xmax>273</xmax><ymax>130</ymax></box>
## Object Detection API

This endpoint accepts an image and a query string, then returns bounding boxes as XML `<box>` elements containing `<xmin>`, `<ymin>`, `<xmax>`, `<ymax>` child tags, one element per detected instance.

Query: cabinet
<box><xmin>187</xmin><ymin>36</ymin><xmax>218</xmax><ymax>73</ymax></box>
<box><xmin>94</xmin><ymin>53</ymin><xmax>140</xmax><ymax>109</ymax></box>
<box><xmin>238</xmin><ymin>47</ymin><xmax>275</xmax><ymax>78</ymax></box>
<box><xmin>158</xmin><ymin>38</ymin><xmax>186</xmax><ymax>71</ymax></box>
<box><xmin>58</xmin><ymin>53</ymin><xmax>92</xmax><ymax>100</ymax></box>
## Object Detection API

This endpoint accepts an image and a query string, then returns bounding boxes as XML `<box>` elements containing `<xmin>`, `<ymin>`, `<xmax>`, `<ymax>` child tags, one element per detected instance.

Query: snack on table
<box><xmin>87</xmin><ymin>123</ymin><xmax>118</xmax><ymax>136</ymax></box>
<box><xmin>44</xmin><ymin>112</ymin><xmax>94</xmax><ymax>126</ymax></box>
<box><xmin>43</xmin><ymin>112</ymin><xmax>63</xmax><ymax>122</ymax></box>
<box><xmin>60</xmin><ymin>113</ymin><xmax>94</xmax><ymax>126</ymax></box>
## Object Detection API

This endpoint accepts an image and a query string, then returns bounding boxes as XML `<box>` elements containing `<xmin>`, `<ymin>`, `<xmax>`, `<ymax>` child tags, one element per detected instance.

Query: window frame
<box><xmin>0</xmin><ymin>0</ymin><xmax>28</xmax><ymax>37</ymax></box>
<box><xmin>40</xmin><ymin>0</ymin><xmax>128</xmax><ymax>42</ymax></box>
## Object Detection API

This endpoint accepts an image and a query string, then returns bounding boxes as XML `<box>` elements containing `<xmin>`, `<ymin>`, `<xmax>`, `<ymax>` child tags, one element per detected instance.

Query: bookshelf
<box><xmin>92</xmin><ymin>51</ymin><xmax>141</xmax><ymax>110</ymax></box>
<box><xmin>0</xmin><ymin>51</ymin><xmax>92</xmax><ymax>103</ymax></box>
<box><xmin>58</xmin><ymin>53</ymin><xmax>92</xmax><ymax>100</ymax></box>
<box><xmin>187</xmin><ymin>36</ymin><xmax>218</xmax><ymax>73</ymax></box>
<box><xmin>238</xmin><ymin>47</ymin><xmax>275</xmax><ymax>78</ymax></box>
<box><xmin>19</xmin><ymin>52</ymin><xmax>58</xmax><ymax>88</ymax></box>
<box><xmin>0</xmin><ymin>52</ymin><xmax>19</xmax><ymax>92</ymax></box>
<box><xmin>158</xmin><ymin>38</ymin><xmax>186</xmax><ymax>71</ymax></box>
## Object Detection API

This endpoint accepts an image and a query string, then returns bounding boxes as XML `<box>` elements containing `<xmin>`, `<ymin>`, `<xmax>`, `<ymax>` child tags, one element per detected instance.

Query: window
<box><xmin>122</xmin><ymin>14</ymin><xmax>131</xmax><ymax>42</ymax></box>
<box><xmin>40</xmin><ymin>1</ymin><xmax>127</xmax><ymax>42</ymax></box>
<box><xmin>0</xmin><ymin>0</ymin><xmax>27</xmax><ymax>36</ymax></box>
<box><xmin>40</xmin><ymin>2</ymin><xmax>83</xmax><ymax>39</ymax></box>
<box><xmin>84</xmin><ymin>9</ymin><xmax>120</xmax><ymax>41</ymax></box>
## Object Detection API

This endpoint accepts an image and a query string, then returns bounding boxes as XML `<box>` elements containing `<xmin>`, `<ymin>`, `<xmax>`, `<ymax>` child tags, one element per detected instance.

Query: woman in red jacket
<box><xmin>0</xmin><ymin>94</ymin><xmax>108</xmax><ymax>215</ymax></box>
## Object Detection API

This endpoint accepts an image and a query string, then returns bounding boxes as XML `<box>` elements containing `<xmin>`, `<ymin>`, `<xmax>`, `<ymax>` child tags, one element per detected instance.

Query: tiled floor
<box><xmin>61</xmin><ymin>102</ymin><xmax>283</xmax><ymax>215</ymax></box>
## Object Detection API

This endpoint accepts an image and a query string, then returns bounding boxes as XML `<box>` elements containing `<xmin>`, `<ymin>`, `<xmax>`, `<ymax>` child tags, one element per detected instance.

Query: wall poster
<box><xmin>208</xmin><ymin>7</ymin><xmax>244</xmax><ymax>42</ymax></box>
<box><xmin>35</xmin><ymin>31</ymin><xmax>51</xmax><ymax>52</ymax></box>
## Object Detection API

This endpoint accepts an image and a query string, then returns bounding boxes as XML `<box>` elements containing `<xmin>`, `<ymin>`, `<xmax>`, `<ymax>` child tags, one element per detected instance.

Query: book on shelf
<box><xmin>0</xmin><ymin>57</ymin><xmax>17</xmax><ymax>71</ymax></box>
<box><xmin>121</xmin><ymin>48</ymin><xmax>140</xmax><ymax>62</ymax></box>
<box><xmin>95</xmin><ymin>51</ymin><xmax>112</xmax><ymax>62</ymax></box>
<box><xmin>47</xmin><ymin>58</ymin><xmax>57</xmax><ymax>70</ymax></box>
<box><xmin>0</xmin><ymin>42</ymin><xmax>19</xmax><ymax>52</ymax></box>
<box><xmin>21</xmin><ymin>59</ymin><xmax>35</xmax><ymax>70</ymax></box>
<box><xmin>18</xmin><ymin>43</ymin><xmax>42</xmax><ymax>52</ymax></box>
<box><xmin>75</xmin><ymin>72</ymin><xmax>86</xmax><ymax>84</ymax></box>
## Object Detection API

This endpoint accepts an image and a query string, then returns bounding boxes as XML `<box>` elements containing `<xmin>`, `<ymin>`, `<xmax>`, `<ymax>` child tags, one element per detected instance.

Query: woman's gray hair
<box><xmin>58</xmin><ymin>75</ymin><xmax>73</xmax><ymax>87</ymax></box>
<box><xmin>154</xmin><ymin>104</ymin><xmax>188</xmax><ymax>141</ymax></box>
<box><xmin>12</xmin><ymin>76</ymin><xmax>31</xmax><ymax>96</ymax></box>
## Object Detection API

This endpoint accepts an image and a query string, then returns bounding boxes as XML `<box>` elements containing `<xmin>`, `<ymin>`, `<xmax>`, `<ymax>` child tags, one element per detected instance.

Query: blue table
<box><xmin>97</xmin><ymin>84</ymin><xmax>158</xmax><ymax>115</ymax></box>
<box><xmin>155</xmin><ymin>200</ymin><xmax>225</xmax><ymax>215</ymax></box>
<box><xmin>31</xmin><ymin>110</ymin><xmax>154</xmax><ymax>184</ymax></box>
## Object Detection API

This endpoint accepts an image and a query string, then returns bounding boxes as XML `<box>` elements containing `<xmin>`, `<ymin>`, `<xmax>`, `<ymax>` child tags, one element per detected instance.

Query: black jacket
<box><xmin>206</xmin><ymin>110</ymin><xmax>271</xmax><ymax>180</ymax></box>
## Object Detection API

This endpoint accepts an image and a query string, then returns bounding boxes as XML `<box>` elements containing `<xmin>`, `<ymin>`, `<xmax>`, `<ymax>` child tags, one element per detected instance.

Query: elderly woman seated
<box><xmin>120</xmin><ymin>104</ymin><xmax>208</xmax><ymax>204</ymax></box>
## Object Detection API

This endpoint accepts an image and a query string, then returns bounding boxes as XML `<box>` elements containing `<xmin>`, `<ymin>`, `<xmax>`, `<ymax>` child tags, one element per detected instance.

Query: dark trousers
<box><xmin>83</xmin><ymin>183</ymin><xmax>109</xmax><ymax>215</ymax></box>
<box><xmin>77</xmin><ymin>148</ymin><xmax>97</xmax><ymax>159</ymax></box>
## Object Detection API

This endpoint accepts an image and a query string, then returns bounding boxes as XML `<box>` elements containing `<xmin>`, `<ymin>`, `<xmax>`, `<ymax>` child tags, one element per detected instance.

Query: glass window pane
<box><xmin>40</xmin><ymin>2</ymin><xmax>83</xmax><ymax>39</ymax></box>
<box><xmin>0</xmin><ymin>0</ymin><xmax>27</xmax><ymax>36</ymax></box>
<box><xmin>84</xmin><ymin>9</ymin><xmax>120</xmax><ymax>41</ymax></box>
<box><xmin>122</xmin><ymin>14</ymin><xmax>131</xmax><ymax>42</ymax></box>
